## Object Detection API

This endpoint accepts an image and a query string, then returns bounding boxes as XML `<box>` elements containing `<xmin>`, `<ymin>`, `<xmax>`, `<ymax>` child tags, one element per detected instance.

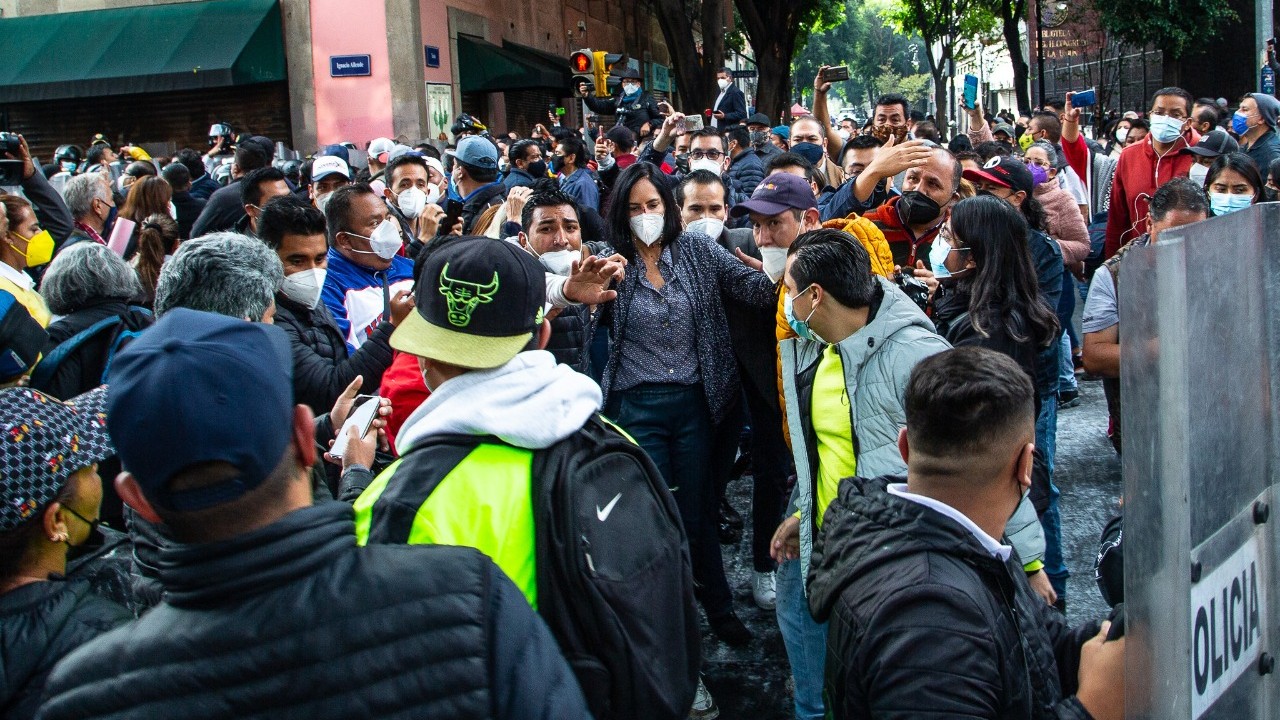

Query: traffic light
<box><xmin>570</xmin><ymin>49</ymin><xmax>594</xmax><ymax>97</ymax></box>
<box><xmin>594</xmin><ymin>51</ymin><xmax>628</xmax><ymax>97</ymax></box>
<box><xmin>570</xmin><ymin>49</ymin><xmax>630</xmax><ymax>97</ymax></box>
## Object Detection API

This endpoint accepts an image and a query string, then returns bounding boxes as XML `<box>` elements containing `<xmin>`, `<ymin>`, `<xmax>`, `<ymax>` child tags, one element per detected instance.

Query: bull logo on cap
<box><xmin>438</xmin><ymin>264</ymin><xmax>499</xmax><ymax>328</ymax></box>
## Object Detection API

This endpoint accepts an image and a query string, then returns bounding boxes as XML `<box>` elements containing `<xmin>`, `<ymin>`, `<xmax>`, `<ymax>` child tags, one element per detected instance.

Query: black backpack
<box><xmin>30</xmin><ymin>306</ymin><xmax>153</xmax><ymax>396</ymax></box>
<box><xmin>531</xmin><ymin>415</ymin><xmax>699</xmax><ymax>720</ymax></box>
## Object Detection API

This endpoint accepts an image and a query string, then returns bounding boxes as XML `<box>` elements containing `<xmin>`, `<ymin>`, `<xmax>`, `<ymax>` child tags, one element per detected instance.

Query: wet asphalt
<box><xmin>699</xmin><ymin>376</ymin><xmax>1123</xmax><ymax>719</ymax></box>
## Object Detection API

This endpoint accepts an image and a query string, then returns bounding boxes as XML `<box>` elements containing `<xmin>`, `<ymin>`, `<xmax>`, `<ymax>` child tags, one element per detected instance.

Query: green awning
<box><xmin>0</xmin><ymin>0</ymin><xmax>285</xmax><ymax>103</ymax></box>
<box><xmin>458</xmin><ymin>35</ymin><xmax>571</xmax><ymax>94</ymax></box>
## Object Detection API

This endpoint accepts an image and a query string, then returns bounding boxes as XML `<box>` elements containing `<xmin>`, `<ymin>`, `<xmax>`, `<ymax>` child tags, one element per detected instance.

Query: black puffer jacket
<box><xmin>0</xmin><ymin>578</ymin><xmax>130</xmax><ymax>719</ymax></box>
<box><xmin>726</xmin><ymin>148</ymin><xmax>766</xmax><ymax>197</ymax></box>
<box><xmin>38</xmin><ymin>502</ymin><xmax>592</xmax><ymax>720</ymax></box>
<box><xmin>546</xmin><ymin>303</ymin><xmax>596</xmax><ymax>373</ymax></box>
<box><xmin>808</xmin><ymin>476</ymin><xmax>1100</xmax><ymax>720</ymax></box>
<box><xmin>273</xmin><ymin>292</ymin><xmax>396</xmax><ymax>414</ymax></box>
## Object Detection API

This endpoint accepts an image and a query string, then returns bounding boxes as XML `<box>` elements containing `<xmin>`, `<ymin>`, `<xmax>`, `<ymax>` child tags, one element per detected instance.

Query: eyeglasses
<box><xmin>688</xmin><ymin>150</ymin><xmax>725</xmax><ymax>161</ymax></box>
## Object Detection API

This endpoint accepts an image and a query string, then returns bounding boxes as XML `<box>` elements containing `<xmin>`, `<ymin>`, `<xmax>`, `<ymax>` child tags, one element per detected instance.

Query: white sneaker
<box><xmin>753</xmin><ymin>570</ymin><xmax>777</xmax><ymax>610</ymax></box>
<box><xmin>688</xmin><ymin>677</ymin><xmax>720</xmax><ymax>720</ymax></box>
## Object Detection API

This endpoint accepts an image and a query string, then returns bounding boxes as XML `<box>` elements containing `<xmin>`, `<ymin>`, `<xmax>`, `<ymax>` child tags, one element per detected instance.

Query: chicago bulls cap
<box><xmin>391</xmin><ymin>236</ymin><xmax>546</xmax><ymax>369</ymax></box>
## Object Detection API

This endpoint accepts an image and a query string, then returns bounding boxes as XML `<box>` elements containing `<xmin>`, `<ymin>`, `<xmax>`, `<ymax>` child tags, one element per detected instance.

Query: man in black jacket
<box><xmin>259</xmin><ymin>195</ymin><xmax>409</xmax><ymax>414</ymax></box>
<box><xmin>711</xmin><ymin>68</ymin><xmax>748</xmax><ymax>129</ymax></box>
<box><xmin>725</xmin><ymin>124</ymin><xmax>766</xmax><ymax>197</ymax></box>
<box><xmin>188</xmin><ymin>142</ymin><xmax>270</xmax><ymax>238</ymax></box>
<box><xmin>808</xmin><ymin>347</ymin><xmax>1124</xmax><ymax>720</ymax></box>
<box><xmin>160</xmin><ymin>162</ymin><xmax>205</xmax><ymax>240</ymax></box>
<box><xmin>580</xmin><ymin>67</ymin><xmax>663</xmax><ymax>138</ymax></box>
<box><xmin>37</xmin><ymin>308</ymin><xmax>592</xmax><ymax>720</ymax></box>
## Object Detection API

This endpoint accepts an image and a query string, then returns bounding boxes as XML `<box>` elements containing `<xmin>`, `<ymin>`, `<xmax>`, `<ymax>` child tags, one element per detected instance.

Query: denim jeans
<box><xmin>1058</xmin><ymin>333</ymin><xmax>1077</xmax><ymax>394</ymax></box>
<box><xmin>1035</xmin><ymin>394</ymin><xmax>1069</xmax><ymax>596</ymax></box>
<box><xmin>607</xmin><ymin>383</ymin><xmax>734</xmax><ymax>616</ymax></box>
<box><xmin>775</xmin><ymin>558</ymin><xmax>826</xmax><ymax>719</ymax></box>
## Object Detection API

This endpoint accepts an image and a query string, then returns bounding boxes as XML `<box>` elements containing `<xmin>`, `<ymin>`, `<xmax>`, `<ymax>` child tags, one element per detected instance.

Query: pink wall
<box><xmin>420</xmin><ymin>0</ymin><xmax>453</xmax><ymax>85</ymax></box>
<box><xmin>310</xmin><ymin>0</ymin><xmax>394</xmax><ymax>147</ymax></box>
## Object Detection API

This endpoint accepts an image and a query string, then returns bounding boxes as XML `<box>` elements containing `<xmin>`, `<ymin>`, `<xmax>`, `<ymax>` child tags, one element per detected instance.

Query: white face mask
<box><xmin>760</xmin><ymin>246</ymin><xmax>788</xmax><ymax>283</ymax></box>
<box><xmin>689</xmin><ymin>158</ymin><xmax>723</xmax><ymax>176</ymax></box>
<box><xmin>348</xmin><ymin>218</ymin><xmax>403</xmax><ymax>260</ymax></box>
<box><xmin>280</xmin><ymin>268</ymin><xmax>327</xmax><ymax>308</ymax></box>
<box><xmin>1114</xmin><ymin>127</ymin><xmax>1129</xmax><ymax>143</ymax></box>
<box><xmin>396</xmin><ymin>186</ymin><xmax>428</xmax><ymax>218</ymax></box>
<box><xmin>717</xmin><ymin>78</ymin><xmax>731</xmax><ymax>91</ymax></box>
<box><xmin>686</xmin><ymin>216</ymin><xmax>724</xmax><ymax>240</ymax></box>
<box><xmin>315</xmin><ymin>191</ymin><xmax>333</xmax><ymax>214</ymax></box>
<box><xmin>630</xmin><ymin>213</ymin><xmax>664</xmax><ymax>246</ymax></box>
<box><xmin>623</xmin><ymin>83</ymin><xmax>640</xmax><ymax>95</ymax></box>
<box><xmin>533</xmin><ymin>248</ymin><xmax>578</xmax><ymax>276</ymax></box>
<box><xmin>425</xmin><ymin>183</ymin><xmax>443</xmax><ymax>205</ymax></box>
<box><xmin>1188</xmin><ymin>163</ymin><xmax>1210</xmax><ymax>186</ymax></box>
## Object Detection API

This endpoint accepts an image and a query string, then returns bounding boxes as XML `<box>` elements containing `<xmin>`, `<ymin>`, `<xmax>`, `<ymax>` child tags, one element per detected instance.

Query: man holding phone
<box><xmin>711</xmin><ymin>67</ymin><xmax>747</xmax><ymax>129</ymax></box>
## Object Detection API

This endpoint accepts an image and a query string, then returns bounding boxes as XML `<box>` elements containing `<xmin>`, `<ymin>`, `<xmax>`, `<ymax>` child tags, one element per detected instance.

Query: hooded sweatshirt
<box><xmin>395</xmin><ymin>350</ymin><xmax>603</xmax><ymax>455</ymax></box>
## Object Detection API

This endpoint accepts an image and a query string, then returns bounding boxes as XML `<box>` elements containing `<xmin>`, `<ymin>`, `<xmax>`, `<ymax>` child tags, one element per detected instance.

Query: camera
<box><xmin>0</xmin><ymin>132</ymin><xmax>20</xmax><ymax>155</ymax></box>
<box><xmin>894</xmin><ymin>270</ymin><xmax>930</xmax><ymax>313</ymax></box>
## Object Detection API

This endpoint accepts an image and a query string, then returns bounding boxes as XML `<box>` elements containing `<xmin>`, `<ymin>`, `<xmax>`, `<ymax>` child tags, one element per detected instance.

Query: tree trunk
<box><xmin>652</xmin><ymin>0</ymin><xmax>718</xmax><ymax>113</ymax></box>
<box><xmin>922</xmin><ymin>42</ymin><xmax>950</xmax><ymax>138</ymax></box>
<box><xmin>1000</xmin><ymin>0</ymin><xmax>1032</xmax><ymax>114</ymax></box>
<box><xmin>735</xmin><ymin>0</ymin><xmax>803</xmax><ymax>121</ymax></box>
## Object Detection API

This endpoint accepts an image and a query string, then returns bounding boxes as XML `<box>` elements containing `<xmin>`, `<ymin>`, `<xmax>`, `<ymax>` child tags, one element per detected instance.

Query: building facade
<box><xmin>0</xmin><ymin>0</ymin><xmax>674</xmax><ymax>157</ymax></box>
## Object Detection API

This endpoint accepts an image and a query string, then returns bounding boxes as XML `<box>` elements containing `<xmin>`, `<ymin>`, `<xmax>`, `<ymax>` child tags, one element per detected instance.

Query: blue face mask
<box><xmin>791</xmin><ymin>142</ymin><xmax>825</xmax><ymax>166</ymax></box>
<box><xmin>1210</xmin><ymin>192</ymin><xmax>1253</xmax><ymax>216</ymax></box>
<box><xmin>1232</xmin><ymin>111</ymin><xmax>1251</xmax><ymax>136</ymax></box>
<box><xmin>622</xmin><ymin>83</ymin><xmax>641</xmax><ymax>99</ymax></box>
<box><xmin>103</xmin><ymin>202</ymin><xmax>118</xmax><ymax>237</ymax></box>
<box><xmin>784</xmin><ymin>286</ymin><xmax>827</xmax><ymax>344</ymax></box>
<box><xmin>1148</xmin><ymin>114</ymin><xmax>1185</xmax><ymax>144</ymax></box>
<box><xmin>929</xmin><ymin>236</ymin><xmax>953</xmax><ymax>278</ymax></box>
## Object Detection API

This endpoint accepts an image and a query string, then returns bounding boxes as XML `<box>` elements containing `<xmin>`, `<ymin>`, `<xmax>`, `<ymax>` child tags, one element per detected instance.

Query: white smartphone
<box><xmin>330</xmin><ymin>394</ymin><xmax>380</xmax><ymax>459</ymax></box>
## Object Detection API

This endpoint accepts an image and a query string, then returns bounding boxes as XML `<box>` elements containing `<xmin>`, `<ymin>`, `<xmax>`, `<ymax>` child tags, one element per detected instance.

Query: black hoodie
<box><xmin>808</xmin><ymin>475</ymin><xmax>1100</xmax><ymax>720</ymax></box>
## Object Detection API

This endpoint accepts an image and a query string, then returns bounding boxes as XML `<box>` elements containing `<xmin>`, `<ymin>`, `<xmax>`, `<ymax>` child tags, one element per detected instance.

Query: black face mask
<box><xmin>749</xmin><ymin>130</ymin><xmax>768</xmax><ymax>147</ymax></box>
<box><xmin>526</xmin><ymin>160</ymin><xmax>547</xmax><ymax>178</ymax></box>
<box><xmin>549</xmin><ymin>156</ymin><xmax>564</xmax><ymax>174</ymax></box>
<box><xmin>897</xmin><ymin>191</ymin><xmax>943</xmax><ymax>226</ymax></box>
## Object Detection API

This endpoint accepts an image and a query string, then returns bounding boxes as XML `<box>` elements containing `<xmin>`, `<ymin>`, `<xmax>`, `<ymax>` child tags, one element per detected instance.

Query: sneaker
<box><xmin>1058</xmin><ymin>389</ymin><xmax>1081</xmax><ymax>409</ymax></box>
<box><xmin>689</xmin><ymin>677</ymin><xmax>720</xmax><ymax>720</ymax></box>
<box><xmin>752</xmin><ymin>570</ymin><xmax>777</xmax><ymax>610</ymax></box>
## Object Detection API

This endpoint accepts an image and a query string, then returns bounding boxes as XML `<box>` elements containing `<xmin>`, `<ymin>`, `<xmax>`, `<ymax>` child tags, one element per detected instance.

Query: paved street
<box><xmin>699</xmin><ymin>375</ymin><xmax>1123</xmax><ymax>718</ymax></box>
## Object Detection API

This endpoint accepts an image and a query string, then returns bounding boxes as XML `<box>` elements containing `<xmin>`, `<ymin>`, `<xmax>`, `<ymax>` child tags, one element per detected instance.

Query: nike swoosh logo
<box><xmin>596</xmin><ymin>493</ymin><xmax>623</xmax><ymax>522</ymax></box>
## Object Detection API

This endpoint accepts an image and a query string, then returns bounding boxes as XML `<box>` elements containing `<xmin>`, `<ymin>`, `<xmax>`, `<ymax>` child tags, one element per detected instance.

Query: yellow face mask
<box><xmin>10</xmin><ymin>229</ymin><xmax>55</xmax><ymax>267</ymax></box>
<box><xmin>1018</xmin><ymin>133</ymin><xmax>1034</xmax><ymax>151</ymax></box>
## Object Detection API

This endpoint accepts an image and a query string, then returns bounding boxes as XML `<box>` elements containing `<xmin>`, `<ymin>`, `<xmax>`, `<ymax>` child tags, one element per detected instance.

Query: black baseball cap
<box><xmin>729</xmin><ymin>172</ymin><xmax>818</xmax><ymax>217</ymax></box>
<box><xmin>963</xmin><ymin>156</ymin><xmax>1035</xmax><ymax>195</ymax></box>
<box><xmin>746</xmin><ymin>113</ymin><xmax>772</xmax><ymax>127</ymax></box>
<box><xmin>1186</xmin><ymin>129</ymin><xmax>1239</xmax><ymax>157</ymax></box>
<box><xmin>392</xmin><ymin>237</ymin><xmax>546</xmax><ymax>370</ymax></box>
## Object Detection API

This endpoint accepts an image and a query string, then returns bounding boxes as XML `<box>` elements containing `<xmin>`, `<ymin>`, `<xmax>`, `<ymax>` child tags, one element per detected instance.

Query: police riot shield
<box><xmin>1121</xmin><ymin>202</ymin><xmax>1278</xmax><ymax>719</ymax></box>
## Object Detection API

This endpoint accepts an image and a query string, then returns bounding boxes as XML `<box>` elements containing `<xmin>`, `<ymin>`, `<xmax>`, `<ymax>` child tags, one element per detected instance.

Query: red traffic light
<box><xmin>570</xmin><ymin>51</ymin><xmax>592</xmax><ymax>73</ymax></box>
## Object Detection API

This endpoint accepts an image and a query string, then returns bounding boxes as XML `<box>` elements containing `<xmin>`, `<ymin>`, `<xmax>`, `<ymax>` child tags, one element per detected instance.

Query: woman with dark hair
<box><xmin>600</xmin><ymin>161</ymin><xmax>775</xmax><ymax>645</ymax></box>
<box><xmin>0</xmin><ymin>387</ymin><xmax>131</xmax><ymax>719</ymax></box>
<box><xmin>118</xmin><ymin>177</ymin><xmax>172</xmax><ymax>260</ymax></box>
<box><xmin>1267</xmin><ymin>157</ymin><xmax>1280</xmax><ymax>200</ymax></box>
<box><xmin>933</xmin><ymin>195</ymin><xmax>1060</xmax><ymax>382</ymax></box>
<box><xmin>1203</xmin><ymin>152</ymin><xmax>1266</xmax><ymax>215</ymax></box>
<box><xmin>0</xmin><ymin>194</ymin><xmax>54</xmax><ymax>325</ymax></box>
<box><xmin>129</xmin><ymin>213</ymin><xmax>179</xmax><ymax>306</ymax></box>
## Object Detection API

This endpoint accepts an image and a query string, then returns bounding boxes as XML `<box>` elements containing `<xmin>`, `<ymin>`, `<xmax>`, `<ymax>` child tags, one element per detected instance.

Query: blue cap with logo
<box><xmin>106</xmin><ymin>308</ymin><xmax>295</xmax><ymax>512</ymax></box>
<box><xmin>729</xmin><ymin>172</ymin><xmax>818</xmax><ymax>217</ymax></box>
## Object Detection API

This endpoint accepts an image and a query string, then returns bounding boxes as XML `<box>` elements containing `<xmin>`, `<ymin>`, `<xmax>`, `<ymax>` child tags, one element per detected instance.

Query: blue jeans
<box><xmin>776</xmin><ymin>558</ymin><xmax>826</xmax><ymax>719</ymax></box>
<box><xmin>607</xmin><ymin>383</ymin><xmax>734</xmax><ymax>616</ymax></box>
<box><xmin>1035</xmin><ymin>395</ymin><xmax>1069</xmax><ymax>596</ymax></box>
<box><xmin>1058</xmin><ymin>333</ymin><xmax>1077</xmax><ymax>394</ymax></box>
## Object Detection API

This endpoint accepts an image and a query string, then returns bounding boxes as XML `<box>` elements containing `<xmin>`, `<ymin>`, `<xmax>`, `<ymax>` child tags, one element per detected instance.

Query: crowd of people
<box><xmin>1</xmin><ymin>62</ymin><xmax>1276</xmax><ymax>720</ymax></box>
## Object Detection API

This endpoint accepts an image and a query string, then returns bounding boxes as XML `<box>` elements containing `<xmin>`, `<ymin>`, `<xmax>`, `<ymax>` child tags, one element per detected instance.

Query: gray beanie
<box><xmin>1249</xmin><ymin>93</ymin><xmax>1280</xmax><ymax>128</ymax></box>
